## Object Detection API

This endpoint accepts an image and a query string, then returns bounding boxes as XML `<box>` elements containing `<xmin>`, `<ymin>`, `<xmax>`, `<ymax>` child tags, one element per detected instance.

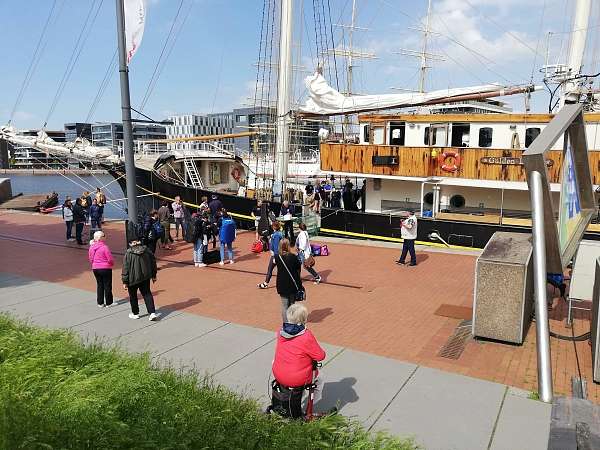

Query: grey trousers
<box><xmin>280</xmin><ymin>294</ymin><xmax>295</xmax><ymax>323</ymax></box>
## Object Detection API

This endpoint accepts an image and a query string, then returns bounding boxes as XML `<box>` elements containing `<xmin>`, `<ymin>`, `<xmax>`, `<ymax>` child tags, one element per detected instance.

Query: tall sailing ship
<box><xmin>2</xmin><ymin>0</ymin><xmax>599</xmax><ymax>249</ymax></box>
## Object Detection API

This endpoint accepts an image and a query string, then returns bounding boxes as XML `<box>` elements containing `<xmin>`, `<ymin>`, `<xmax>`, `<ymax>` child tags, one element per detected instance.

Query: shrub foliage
<box><xmin>0</xmin><ymin>315</ymin><xmax>417</xmax><ymax>450</ymax></box>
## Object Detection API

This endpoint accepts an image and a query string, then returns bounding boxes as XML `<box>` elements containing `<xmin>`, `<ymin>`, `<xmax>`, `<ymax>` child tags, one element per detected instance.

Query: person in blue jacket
<box><xmin>258</xmin><ymin>221</ymin><xmax>283</xmax><ymax>289</ymax></box>
<box><xmin>90</xmin><ymin>198</ymin><xmax>102</xmax><ymax>229</ymax></box>
<box><xmin>219</xmin><ymin>209</ymin><xmax>236</xmax><ymax>265</ymax></box>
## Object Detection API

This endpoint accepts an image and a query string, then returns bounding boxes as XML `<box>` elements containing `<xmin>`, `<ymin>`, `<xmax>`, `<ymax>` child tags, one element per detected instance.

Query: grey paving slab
<box><xmin>0</xmin><ymin>279</ymin><xmax>46</xmax><ymax>295</ymax></box>
<box><xmin>114</xmin><ymin>312</ymin><xmax>227</xmax><ymax>356</ymax></box>
<box><xmin>214</xmin><ymin>339</ymin><xmax>342</xmax><ymax>407</ymax></box>
<box><xmin>0</xmin><ymin>272</ymin><xmax>30</xmax><ymax>286</ymax></box>
<box><xmin>314</xmin><ymin>349</ymin><xmax>417</xmax><ymax>428</ymax></box>
<box><xmin>374</xmin><ymin>366</ymin><xmax>506</xmax><ymax>450</ymax></box>
<box><xmin>490</xmin><ymin>392</ymin><xmax>551</xmax><ymax>450</ymax></box>
<box><xmin>28</xmin><ymin>298</ymin><xmax>129</xmax><ymax>330</ymax></box>
<box><xmin>0</xmin><ymin>281</ymin><xmax>75</xmax><ymax>305</ymax></box>
<box><xmin>73</xmin><ymin>305</ymin><xmax>183</xmax><ymax>343</ymax></box>
<box><xmin>0</xmin><ymin>288</ymin><xmax>96</xmax><ymax>319</ymax></box>
<box><xmin>158</xmin><ymin>323</ymin><xmax>274</xmax><ymax>376</ymax></box>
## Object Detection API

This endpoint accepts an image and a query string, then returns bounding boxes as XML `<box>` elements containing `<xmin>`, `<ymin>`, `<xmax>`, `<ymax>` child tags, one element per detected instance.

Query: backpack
<box><xmin>311</xmin><ymin>244</ymin><xmax>322</xmax><ymax>256</ymax></box>
<box><xmin>150</xmin><ymin>220</ymin><xmax>164</xmax><ymax>240</ymax></box>
<box><xmin>251</xmin><ymin>240</ymin><xmax>263</xmax><ymax>253</ymax></box>
<box><xmin>320</xmin><ymin>244</ymin><xmax>329</xmax><ymax>256</ymax></box>
<box><xmin>184</xmin><ymin>217</ymin><xmax>199</xmax><ymax>243</ymax></box>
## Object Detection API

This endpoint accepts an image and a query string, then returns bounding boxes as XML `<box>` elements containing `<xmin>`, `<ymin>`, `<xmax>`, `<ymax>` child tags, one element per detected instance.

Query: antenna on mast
<box><xmin>394</xmin><ymin>0</ymin><xmax>444</xmax><ymax>93</ymax></box>
<box><xmin>327</xmin><ymin>0</ymin><xmax>376</xmax><ymax>96</ymax></box>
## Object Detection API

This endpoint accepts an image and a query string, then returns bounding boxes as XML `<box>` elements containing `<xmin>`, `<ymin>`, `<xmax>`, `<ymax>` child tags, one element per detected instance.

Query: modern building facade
<box><xmin>91</xmin><ymin>122</ymin><xmax>167</xmax><ymax>153</ymax></box>
<box><xmin>64</xmin><ymin>122</ymin><xmax>93</xmax><ymax>142</ymax></box>
<box><xmin>166</xmin><ymin>112</ymin><xmax>234</xmax><ymax>151</ymax></box>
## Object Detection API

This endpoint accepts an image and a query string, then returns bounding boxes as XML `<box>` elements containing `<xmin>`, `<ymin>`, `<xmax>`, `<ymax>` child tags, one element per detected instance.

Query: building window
<box><xmin>525</xmin><ymin>127</ymin><xmax>541</xmax><ymax>147</ymax></box>
<box><xmin>478</xmin><ymin>127</ymin><xmax>493</xmax><ymax>147</ymax></box>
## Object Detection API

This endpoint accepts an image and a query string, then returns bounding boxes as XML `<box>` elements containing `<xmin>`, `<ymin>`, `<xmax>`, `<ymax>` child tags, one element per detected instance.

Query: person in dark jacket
<box><xmin>280</xmin><ymin>200</ymin><xmax>295</xmax><ymax>244</ymax></box>
<box><xmin>157</xmin><ymin>200</ymin><xmax>173</xmax><ymax>250</ymax></box>
<box><xmin>121</xmin><ymin>239</ymin><xmax>159</xmax><ymax>320</ymax></box>
<box><xmin>274</xmin><ymin>238</ymin><xmax>303</xmax><ymax>322</ymax></box>
<box><xmin>208</xmin><ymin>194</ymin><xmax>223</xmax><ymax>219</ymax></box>
<box><xmin>72</xmin><ymin>198</ymin><xmax>87</xmax><ymax>245</ymax></box>
<box><xmin>258</xmin><ymin>222</ymin><xmax>284</xmax><ymax>289</ymax></box>
<box><xmin>89</xmin><ymin>198</ymin><xmax>102</xmax><ymax>229</ymax></box>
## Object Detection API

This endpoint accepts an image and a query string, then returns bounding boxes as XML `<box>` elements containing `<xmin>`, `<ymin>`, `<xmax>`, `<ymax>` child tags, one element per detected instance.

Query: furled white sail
<box><xmin>124</xmin><ymin>0</ymin><xmax>146</xmax><ymax>64</ymax></box>
<box><xmin>0</xmin><ymin>126</ymin><xmax>120</xmax><ymax>165</ymax></box>
<box><xmin>300</xmin><ymin>72</ymin><xmax>512</xmax><ymax>116</ymax></box>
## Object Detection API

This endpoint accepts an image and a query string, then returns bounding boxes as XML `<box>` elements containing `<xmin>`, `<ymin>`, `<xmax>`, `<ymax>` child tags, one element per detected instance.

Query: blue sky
<box><xmin>1</xmin><ymin>0</ymin><xmax>598</xmax><ymax>130</ymax></box>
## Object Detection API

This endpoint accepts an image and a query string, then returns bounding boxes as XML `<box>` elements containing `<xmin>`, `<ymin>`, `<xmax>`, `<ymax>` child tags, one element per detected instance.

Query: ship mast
<box><xmin>395</xmin><ymin>0</ymin><xmax>443</xmax><ymax>94</ymax></box>
<box><xmin>562</xmin><ymin>0</ymin><xmax>591</xmax><ymax>105</ymax></box>
<box><xmin>115</xmin><ymin>0</ymin><xmax>138</xmax><ymax>222</ymax></box>
<box><xmin>273</xmin><ymin>0</ymin><xmax>293</xmax><ymax>199</ymax></box>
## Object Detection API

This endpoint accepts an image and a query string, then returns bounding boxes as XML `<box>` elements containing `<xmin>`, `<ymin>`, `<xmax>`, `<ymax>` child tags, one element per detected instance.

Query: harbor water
<box><xmin>8</xmin><ymin>173</ymin><xmax>126</xmax><ymax>219</ymax></box>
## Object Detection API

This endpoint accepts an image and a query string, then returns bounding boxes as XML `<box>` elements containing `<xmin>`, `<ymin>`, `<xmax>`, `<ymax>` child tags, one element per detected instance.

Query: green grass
<box><xmin>528</xmin><ymin>391</ymin><xmax>540</xmax><ymax>401</ymax></box>
<box><xmin>0</xmin><ymin>314</ymin><xmax>417</xmax><ymax>450</ymax></box>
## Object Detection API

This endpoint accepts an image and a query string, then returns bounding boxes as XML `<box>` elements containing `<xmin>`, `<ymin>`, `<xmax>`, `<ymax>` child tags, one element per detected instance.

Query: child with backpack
<box><xmin>258</xmin><ymin>222</ymin><xmax>284</xmax><ymax>289</ymax></box>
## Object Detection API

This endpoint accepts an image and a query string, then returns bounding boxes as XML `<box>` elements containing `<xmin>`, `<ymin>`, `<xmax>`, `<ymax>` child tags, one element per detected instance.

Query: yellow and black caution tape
<box><xmin>319</xmin><ymin>227</ymin><xmax>481</xmax><ymax>251</ymax></box>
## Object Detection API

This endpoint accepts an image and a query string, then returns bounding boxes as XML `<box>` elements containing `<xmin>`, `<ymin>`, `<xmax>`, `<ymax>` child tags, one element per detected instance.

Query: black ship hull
<box><xmin>108</xmin><ymin>165</ymin><xmax>600</xmax><ymax>249</ymax></box>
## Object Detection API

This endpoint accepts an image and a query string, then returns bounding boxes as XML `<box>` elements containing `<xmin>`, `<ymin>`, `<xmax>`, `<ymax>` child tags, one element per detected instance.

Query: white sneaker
<box><xmin>128</xmin><ymin>313</ymin><xmax>140</xmax><ymax>320</ymax></box>
<box><xmin>229</xmin><ymin>260</ymin><xmax>234</xmax><ymax>264</ymax></box>
<box><xmin>107</xmin><ymin>302</ymin><xmax>117</xmax><ymax>307</ymax></box>
<box><xmin>194</xmin><ymin>263</ymin><xmax>200</xmax><ymax>267</ymax></box>
<box><xmin>197</xmin><ymin>263</ymin><xmax>207</xmax><ymax>267</ymax></box>
<box><xmin>219</xmin><ymin>261</ymin><xmax>225</xmax><ymax>265</ymax></box>
<box><xmin>149</xmin><ymin>312</ymin><xmax>160</xmax><ymax>321</ymax></box>
<box><xmin>97</xmin><ymin>304</ymin><xmax>105</xmax><ymax>308</ymax></box>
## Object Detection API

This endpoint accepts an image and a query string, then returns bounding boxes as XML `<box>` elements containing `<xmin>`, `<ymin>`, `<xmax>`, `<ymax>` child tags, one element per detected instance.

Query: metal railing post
<box><xmin>530</xmin><ymin>170</ymin><xmax>554</xmax><ymax>402</ymax></box>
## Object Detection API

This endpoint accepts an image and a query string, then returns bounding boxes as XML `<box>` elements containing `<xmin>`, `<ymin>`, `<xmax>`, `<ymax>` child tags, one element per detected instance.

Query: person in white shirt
<box><xmin>397</xmin><ymin>210</ymin><xmax>418</xmax><ymax>266</ymax></box>
<box><xmin>295</xmin><ymin>223</ymin><xmax>322</xmax><ymax>284</ymax></box>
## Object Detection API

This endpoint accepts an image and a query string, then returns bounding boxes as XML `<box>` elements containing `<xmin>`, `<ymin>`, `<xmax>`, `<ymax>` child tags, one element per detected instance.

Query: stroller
<box><xmin>267</xmin><ymin>362</ymin><xmax>329</xmax><ymax>421</ymax></box>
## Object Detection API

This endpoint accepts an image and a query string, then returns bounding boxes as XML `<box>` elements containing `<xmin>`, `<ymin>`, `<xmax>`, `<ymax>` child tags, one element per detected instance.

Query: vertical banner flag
<box><xmin>558</xmin><ymin>138</ymin><xmax>582</xmax><ymax>253</ymax></box>
<box><xmin>124</xmin><ymin>0</ymin><xmax>146</xmax><ymax>64</ymax></box>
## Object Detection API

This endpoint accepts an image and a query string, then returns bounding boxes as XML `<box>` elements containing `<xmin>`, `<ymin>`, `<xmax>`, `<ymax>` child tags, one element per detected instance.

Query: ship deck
<box><xmin>0</xmin><ymin>209</ymin><xmax>596</xmax><ymax>402</ymax></box>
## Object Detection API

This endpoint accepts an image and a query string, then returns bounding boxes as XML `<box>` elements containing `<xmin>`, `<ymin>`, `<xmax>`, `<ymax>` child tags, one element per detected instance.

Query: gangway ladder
<box><xmin>184</xmin><ymin>159</ymin><xmax>204</xmax><ymax>189</ymax></box>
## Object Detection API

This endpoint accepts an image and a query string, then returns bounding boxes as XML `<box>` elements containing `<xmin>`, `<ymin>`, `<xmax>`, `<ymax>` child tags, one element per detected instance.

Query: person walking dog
<box><xmin>88</xmin><ymin>231</ymin><xmax>114</xmax><ymax>307</ymax></box>
<box><xmin>397</xmin><ymin>210</ymin><xmax>418</xmax><ymax>266</ymax></box>
<box><xmin>122</xmin><ymin>238</ymin><xmax>160</xmax><ymax>321</ymax></box>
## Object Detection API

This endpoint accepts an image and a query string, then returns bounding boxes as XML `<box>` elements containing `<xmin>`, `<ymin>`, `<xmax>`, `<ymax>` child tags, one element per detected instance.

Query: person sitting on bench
<box><xmin>272</xmin><ymin>304</ymin><xmax>326</xmax><ymax>403</ymax></box>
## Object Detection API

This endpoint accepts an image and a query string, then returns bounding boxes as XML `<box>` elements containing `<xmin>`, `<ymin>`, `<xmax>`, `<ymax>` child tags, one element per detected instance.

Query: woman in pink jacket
<box><xmin>88</xmin><ymin>230</ymin><xmax>115</xmax><ymax>307</ymax></box>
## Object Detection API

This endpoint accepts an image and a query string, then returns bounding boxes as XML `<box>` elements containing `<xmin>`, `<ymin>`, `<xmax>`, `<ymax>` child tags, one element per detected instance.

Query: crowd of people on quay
<box><xmin>59</xmin><ymin>177</ymin><xmax>396</xmax><ymax>417</ymax></box>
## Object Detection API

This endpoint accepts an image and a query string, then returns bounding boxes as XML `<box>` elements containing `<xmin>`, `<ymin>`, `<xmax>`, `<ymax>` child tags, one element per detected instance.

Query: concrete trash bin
<box><xmin>472</xmin><ymin>232</ymin><xmax>534</xmax><ymax>344</ymax></box>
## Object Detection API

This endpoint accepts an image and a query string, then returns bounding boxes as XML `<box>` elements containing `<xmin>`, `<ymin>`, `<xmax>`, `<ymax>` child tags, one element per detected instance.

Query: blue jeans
<box><xmin>65</xmin><ymin>221</ymin><xmax>73</xmax><ymax>240</ymax></box>
<box><xmin>193</xmin><ymin>238</ymin><xmax>205</xmax><ymax>263</ymax></box>
<box><xmin>220</xmin><ymin>241</ymin><xmax>233</xmax><ymax>262</ymax></box>
<box><xmin>399</xmin><ymin>239</ymin><xmax>416</xmax><ymax>265</ymax></box>
<box><xmin>298</xmin><ymin>252</ymin><xmax>319</xmax><ymax>278</ymax></box>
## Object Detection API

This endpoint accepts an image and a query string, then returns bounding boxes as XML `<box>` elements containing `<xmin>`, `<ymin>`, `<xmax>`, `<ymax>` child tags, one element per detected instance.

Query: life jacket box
<box><xmin>472</xmin><ymin>232</ymin><xmax>533</xmax><ymax>344</ymax></box>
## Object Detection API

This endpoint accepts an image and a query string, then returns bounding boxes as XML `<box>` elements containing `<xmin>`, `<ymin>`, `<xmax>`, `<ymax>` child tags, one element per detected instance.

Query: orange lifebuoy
<box><xmin>438</xmin><ymin>150</ymin><xmax>461</xmax><ymax>173</ymax></box>
<box><xmin>231</xmin><ymin>167</ymin><xmax>242</xmax><ymax>181</ymax></box>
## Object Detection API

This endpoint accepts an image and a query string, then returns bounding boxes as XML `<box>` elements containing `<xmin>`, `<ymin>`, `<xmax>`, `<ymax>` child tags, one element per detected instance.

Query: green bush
<box><xmin>0</xmin><ymin>315</ymin><xmax>417</xmax><ymax>450</ymax></box>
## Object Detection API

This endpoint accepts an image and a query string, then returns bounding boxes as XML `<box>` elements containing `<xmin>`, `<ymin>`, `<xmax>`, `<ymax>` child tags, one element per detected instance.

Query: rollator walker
<box><xmin>267</xmin><ymin>361</ymin><xmax>332</xmax><ymax>421</ymax></box>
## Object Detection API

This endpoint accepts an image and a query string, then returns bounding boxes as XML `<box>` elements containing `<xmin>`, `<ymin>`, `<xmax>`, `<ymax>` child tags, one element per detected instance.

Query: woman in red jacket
<box><xmin>272</xmin><ymin>303</ymin><xmax>326</xmax><ymax>402</ymax></box>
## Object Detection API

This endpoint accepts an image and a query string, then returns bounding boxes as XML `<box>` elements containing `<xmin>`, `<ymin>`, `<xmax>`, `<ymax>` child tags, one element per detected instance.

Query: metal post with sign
<box><xmin>523</xmin><ymin>103</ymin><xmax>595</xmax><ymax>402</ymax></box>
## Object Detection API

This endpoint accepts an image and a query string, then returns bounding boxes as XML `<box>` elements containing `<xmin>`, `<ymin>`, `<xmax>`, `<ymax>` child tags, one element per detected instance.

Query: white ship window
<box><xmin>451</xmin><ymin>123</ymin><xmax>470</xmax><ymax>147</ymax></box>
<box><xmin>478</xmin><ymin>127</ymin><xmax>493</xmax><ymax>147</ymax></box>
<box><xmin>389</xmin><ymin>122</ymin><xmax>405</xmax><ymax>146</ymax></box>
<box><xmin>525</xmin><ymin>128</ymin><xmax>541</xmax><ymax>147</ymax></box>
<box><xmin>373</xmin><ymin>127</ymin><xmax>385</xmax><ymax>145</ymax></box>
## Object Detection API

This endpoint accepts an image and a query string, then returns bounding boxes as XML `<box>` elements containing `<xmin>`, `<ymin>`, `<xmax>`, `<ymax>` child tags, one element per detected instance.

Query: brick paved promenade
<box><xmin>0</xmin><ymin>210</ymin><xmax>595</xmax><ymax>402</ymax></box>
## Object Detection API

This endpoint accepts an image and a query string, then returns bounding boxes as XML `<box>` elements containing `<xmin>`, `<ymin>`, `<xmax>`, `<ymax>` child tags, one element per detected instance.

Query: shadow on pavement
<box><xmin>315</xmin><ymin>377</ymin><xmax>359</xmax><ymax>413</ymax></box>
